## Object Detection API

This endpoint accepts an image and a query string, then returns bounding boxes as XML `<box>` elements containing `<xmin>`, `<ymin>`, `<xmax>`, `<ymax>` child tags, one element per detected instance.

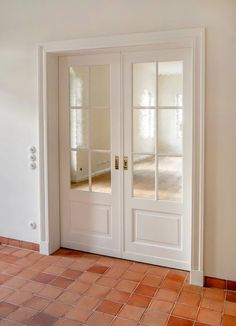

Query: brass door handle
<box><xmin>115</xmin><ymin>156</ymin><xmax>119</xmax><ymax>170</ymax></box>
<box><xmin>123</xmin><ymin>156</ymin><xmax>128</xmax><ymax>170</ymax></box>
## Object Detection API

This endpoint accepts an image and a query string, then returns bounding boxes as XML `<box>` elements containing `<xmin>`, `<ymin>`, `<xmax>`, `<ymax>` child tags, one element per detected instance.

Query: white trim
<box><xmin>190</xmin><ymin>270</ymin><xmax>204</xmax><ymax>286</ymax></box>
<box><xmin>38</xmin><ymin>29</ymin><xmax>205</xmax><ymax>285</ymax></box>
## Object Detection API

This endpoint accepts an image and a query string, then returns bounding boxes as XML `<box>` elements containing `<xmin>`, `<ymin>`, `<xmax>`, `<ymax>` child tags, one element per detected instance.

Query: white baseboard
<box><xmin>190</xmin><ymin>270</ymin><xmax>204</xmax><ymax>286</ymax></box>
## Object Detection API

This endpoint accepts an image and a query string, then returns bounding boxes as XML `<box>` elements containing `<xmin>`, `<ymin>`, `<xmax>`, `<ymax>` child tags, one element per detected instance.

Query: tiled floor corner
<box><xmin>0</xmin><ymin>245</ymin><xmax>235</xmax><ymax>325</ymax></box>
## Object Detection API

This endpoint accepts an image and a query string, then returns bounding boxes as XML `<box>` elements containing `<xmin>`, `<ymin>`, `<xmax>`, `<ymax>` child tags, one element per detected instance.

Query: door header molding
<box><xmin>38</xmin><ymin>28</ymin><xmax>205</xmax><ymax>285</ymax></box>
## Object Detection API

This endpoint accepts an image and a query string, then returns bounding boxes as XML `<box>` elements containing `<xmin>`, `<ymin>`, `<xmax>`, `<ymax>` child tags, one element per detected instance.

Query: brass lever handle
<box><xmin>123</xmin><ymin>156</ymin><xmax>128</xmax><ymax>170</ymax></box>
<box><xmin>115</xmin><ymin>156</ymin><xmax>119</xmax><ymax>170</ymax></box>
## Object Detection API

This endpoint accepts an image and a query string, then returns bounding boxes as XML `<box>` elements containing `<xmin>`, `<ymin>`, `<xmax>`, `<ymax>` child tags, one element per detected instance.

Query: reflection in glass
<box><xmin>91</xmin><ymin>109</ymin><xmax>110</xmax><ymax>150</ymax></box>
<box><xmin>133</xmin><ymin>109</ymin><xmax>155</xmax><ymax>153</ymax></box>
<box><xmin>70</xmin><ymin>109</ymin><xmax>88</xmax><ymax>149</ymax></box>
<box><xmin>70</xmin><ymin>150</ymin><xmax>89</xmax><ymax>191</ymax></box>
<box><xmin>91</xmin><ymin>152</ymin><xmax>111</xmax><ymax>193</ymax></box>
<box><xmin>133</xmin><ymin>154</ymin><xmax>155</xmax><ymax>199</ymax></box>
<box><xmin>158</xmin><ymin>157</ymin><xmax>182</xmax><ymax>201</ymax></box>
<box><xmin>133</xmin><ymin>63</ymin><xmax>156</xmax><ymax>107</ymax></box>
<box><xmin>70</xmin><ymin>66</ymin><xmax>89</xmax><ymax>107</ymax></box>
<box><xmin>158</xmin><ymin>109</ymin><xmax>183</xmax><ymax>155</ymax></box>
<box><xmin>91</xmin><ymin>65</ymin><xmax>110</xmax><ymax>107</ymax></box>
<box><xmin>158</xmin><ymin>61</ymin><xmax>183</xmax><ymax>107</ymax></box>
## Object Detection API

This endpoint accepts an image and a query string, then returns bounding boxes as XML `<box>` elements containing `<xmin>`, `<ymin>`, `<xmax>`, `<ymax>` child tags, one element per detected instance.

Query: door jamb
<box><xmin>38</xmin><ymin>29</ymin><xmax>205</xmax><ymax>286</ymax></box>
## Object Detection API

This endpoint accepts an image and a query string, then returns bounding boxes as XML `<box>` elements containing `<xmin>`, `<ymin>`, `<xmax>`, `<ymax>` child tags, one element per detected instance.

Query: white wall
<box><xmin>0</xmin><ymin>0</ymin><xmax>236</xmax><ymax>280</ymax></box>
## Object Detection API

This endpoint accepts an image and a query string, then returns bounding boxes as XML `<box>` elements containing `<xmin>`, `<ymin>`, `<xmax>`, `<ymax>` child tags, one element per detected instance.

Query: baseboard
<box><xmin>190</xmin><ymin>270</ymin><xmax>204</xmax><ymax>286</ymax></box>
<box><xmin>0</xmin><ymin>236</ymin><xmax>39</xmax><ymax>251</ymax></box>
<box><xmin>204</xmin><ymin>276</ymin><xmax>236</xmax><ymax>291</ymax></box>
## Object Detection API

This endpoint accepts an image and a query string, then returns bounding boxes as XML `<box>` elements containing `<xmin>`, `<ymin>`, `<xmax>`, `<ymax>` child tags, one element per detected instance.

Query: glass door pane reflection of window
<box><xmin>70</xmin><ymin>150</ymin><xmax>89</xmax><ymax>191</ymax></box>
<box><xmin>70</xmin><ymin>109</ymin><xmax>88</xmax><ymax>149</ymax></box>
<box><xmin>133</xmin><ymin>62</ymin><xmax>156</xmax><ymax>107</ymax></box>
<box><xmin>70</xmin><ymin>66</ymin><xmax>89</xmax><ymax>107</ymax></box>
<box><xmin>133</xmin><ymin>109</ymin><xmax>155</xmax><ymax>153</ymax></box>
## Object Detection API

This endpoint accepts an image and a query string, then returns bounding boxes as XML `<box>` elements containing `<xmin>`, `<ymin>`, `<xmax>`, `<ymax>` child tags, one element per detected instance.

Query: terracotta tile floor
<box><xmin>0</xmin><ymin>245</ymin><xmax>235</xmax><ymax>326</ymax></box>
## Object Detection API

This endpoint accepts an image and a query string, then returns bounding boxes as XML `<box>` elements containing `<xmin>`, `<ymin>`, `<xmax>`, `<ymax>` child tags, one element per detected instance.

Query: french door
<box><xmin>59</xmin><ymin>48</ymin><xmax>192</xmax><ymax>270</ymax></box>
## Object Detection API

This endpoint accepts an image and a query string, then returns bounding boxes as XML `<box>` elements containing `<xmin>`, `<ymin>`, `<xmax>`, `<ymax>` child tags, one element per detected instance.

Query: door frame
<box><xmin>38</xmin><ymin>29</ymin><xmax>205</xmax><ymax>286</ymax></box>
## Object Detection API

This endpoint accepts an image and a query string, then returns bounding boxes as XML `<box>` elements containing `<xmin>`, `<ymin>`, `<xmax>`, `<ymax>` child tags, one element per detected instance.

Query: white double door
<box><xmin>59</xmin><ymin>48</ymin><xmax>192</xmax><ymax>270</ymax></box>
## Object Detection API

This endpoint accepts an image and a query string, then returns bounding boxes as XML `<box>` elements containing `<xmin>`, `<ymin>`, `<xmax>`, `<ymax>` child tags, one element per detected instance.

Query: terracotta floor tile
<box><xmin>134</xmin><ymin>284</ymin><xmax>157</xmax><ymax>297</ymax></box>
<box><xmin>222</xmin><ymin>314</ymin><xmax>236</xmax><ymax>326</ymax></box>
<box><xmin>4</xmin><ymin>265</ymin><xmax>24</xmax><ymax>276</ymax></box>
<box><xmin>224</xmin><ymin>301</ymin><xmax>236</xmax><ymax>317</ymax></box>
<box><xmin>79</xmin><ymin>271</ymin><xmax>100</xmax><ymax>283</ymax></box>
<box><xmin>148</xmin><ymin>299</ymin><xmax>173</xmax><ymax>313</ymax></box>
<box><xmin>116</xmin><ymin>280</ymin><xmax>138</xmax><ymax>293</ymax></box>
<box><xmin>226</xmin><ymin>291</ymin><xmax>236</xmax><ymax>303</ymax></box>
<box><xmin>3</xmin><ymin>277</ymin><xmax>26</xmax><ymax>289</ymax></box>
<box><xmin>172</xmin><ymin>303</ymin><xmax>198</xmax><ymax>320</ymax></box>
<box><xmin>111</xmin><ymin>317</ymin><xmax>138</xmax><ymax>325</ymax></box>
<box><xmin>182</xmin><ymin>284</ymin><xmax>202</xmax><ymax>294</ymax></box>
<box><xmin>201</xmin><ymin>297</ymin><xmax>224</xmax><ymax>312</ymax></box>
<box><xmin>142</xmin><ymin>274</ymin><xmax>162</xmax><ymax>287</ymax></box>
<box><xmin>24</xmin><ymin>295</ymin><xmax>51</xmax><ymax>311</ymax></box>
<box><xmin>122</xmin><ymin>271</ymin><xmax>144</xmax><ymax>282</ymax></box>
<box><xmin>65</xmin><ymin>306</ymin><xmax>92</xmax><ymax>322</ymax></box>
<box><xmin>86</xmin><ymin>311</ymin><xmax>114</xmax><ymax>326</ymax></box>
<box><xmin>20</xmin><ymin>280</ymin><xmax>45</xmax><ymax>293</ymax></box>
<box><xmin>75</xmin><ymin>295</ymin><xmax>100</xmax><ymax>310</ymax></box>
<box><xmin>104</xmin><ymin>267</ymin><xmax>125</xmax><ymax>279</ymax></box>
<box><xmin>127</xmin><ymin>293</ymin><xmax>151</xmax><ymax>308</ymax></box>
<box><xmin>96</xmin><ymin>276</ymin><xmax>118</xmax><ymax>288</ymax></box>
<box><xmin>128</xmin><ymin>263</ymin><xmax>149</xmax><ymax>274</ymax></box>
<box><xmin>54</xmin><ymin>319</ymin><xmax>81</xmax><ymax>326</ymax></box>
<box><xmin>61</xmin><ymin>268</ymin><xmax>82</xmax><ymax>279</ymax></box>
<box><xmin>155</xmin><ymin>288</ymin><xmax>179</xmax><ymax>302</ymax></box>
<box><xmin>51</xmin><ymin>276</ymin><xmax>74</xmax><ymax>288</ymax></box>
<box><xmin>7</xmin><ymin>307</ymin><xmax>36</xmax><ymax>323</ymax></box>
<box><xmin>118</xmin><ymin>304</ymin><xmax>145</xmax><ymax>321</ymax></box>
<box><xmin>87</xmin><ymin>265</ymin><xmax>109</xmax><ymax>274</ymax></box>
<box><xmin>28</xmin><ymin>312</ymin><xmax>58</xmax><ymax>326</ymax></box>
<box><xmin>97</xmin><ymin>256</ymin><xmax>117</xmax><ymax>267</ymax></box>
<box><xmin>57</xmin><ymin>291</ymin><xmax>80</xmax><ymax>305</ymax></box>
<box><xmin>141</xmin><ymin>310</ymin><xmax>169</xmax><ymax>326</ymax></box>
<box><xmin>194</xmin><ymin>323</ymin><xmax>210</xmax><ymax>326</ymax></box>
<box><xmin>44</xmin><ymin>300</ymin><xmax>70</xmax><ymax>318</ymax></box>
<box><xmin>0</xmin><ymin>287</ymin><xmax>14</xmax><ymax>300</ymax></box>
<box><xmin>96</xmin><ymin>299</ymin><xmax>123</xmax><ymax>315</ymax></box>
<box><xmin>106</xmin><ymin>289</ymin><xmax>130</xmax><ymax>303</ymax></box>
<box><xmin>0</xmin><ymin>302</ymin><xmax>18</xmax><ymax>317</ymax></box>
<box><xmin>113</xmin><ymin>260</ymin><xmax>132</xmax><ymax>270</ymax></box>
<box><xmin>203</xmin><ymin>288</ymin><xmax>225</xmax><ymax>301</ymax></box>
<box><xmin>167</xmin><ymin>316</ymin><xmax>194</xmax><ymax>326</ymax></box>
<box><xmin>0</xmin><ymin>319</ymin><xmax>21</xmax><ymax>326</ymax></box>
<box><xmin>147</xmin><ymin>266</ymin><xmax>169</xmax><ymax>278</ymax></box>
<box><xmin>161</xmin><ymin>279</ymin><xmax>183</xmax><ymax>291</ymax></box>
<box><xmin>166</xmin><ymin>270</ymin><xmax>187</xmax><ymax>282</ymax></box>
<box><xmin>68</xmin><ymin>280</ymin><xmax>90</xmax><ymax>294</ymax></box>
<box><xmin>38</xmin><ymin>284</ymin><xmax>63</xmax><ymax>299</ymax></box>
<box><xmin>32</xmin><ymin>272</ymin><xmax>56</xmax><ymax>284</ymax></box>
<box><xmin>0</xmin><ymin>274</ymin><xmax>11</xmax><ymax>284</ymax></box>
<box><xmin>197</xmin><ymin>308</ymin><xmax>222</xmax><ymax>325</ymax></box>
<box><xmin>178</xmin><ymin>291</ymin><xmax>201</xmax><ymax>306</ymax></box>
<box><xmin>55</xmin><ymin>257</ymin><xmax>74</xmax><ymax>268</ymax></box>
<box><xmin>6</xmin><ymin>290</ymin><xmax>33</xmax><ymax>305</ymax></box>
<box><xmin>44</xmin><ymin>265</ymin><xmax>67</xmax><ymax>275</ymax></box>
<box><xmin>17</xmin><ymin>269</ymin><xmax>38</xmax><ymax>280</ymax></box>
<box><xmin>85</xmin><ymin>284</ymin><xmax>110</xmax><ymax>298</ymax></box>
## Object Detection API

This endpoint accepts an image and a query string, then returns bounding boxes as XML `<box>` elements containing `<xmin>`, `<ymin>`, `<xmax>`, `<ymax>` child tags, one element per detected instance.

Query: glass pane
<box><xmin>133</xmin><ymin>154</ymin><xmax>155</xmax><ymax>199</ymax></box>
<box><xmin>158</xmin><ymin>61</ymin><xmax>183</xmax><ymax>107</ymax></box>
<box><xmin>90</xmin><ymin>65</ymin><xmax>110</xmax><ymax>107</ymax></box>
<box><xmin>70</xmin><ymin>66</ymin><xmax>89</xmax><ymax>107</ymax></box>
<box><xmin>133</xmin><ymin>63</ymin><xmax>156</xmax><ymax>107</ymax></box>
<box><xmin>91</xmin><ymin>109</ymin><xmax>110</xmax><ymax>150</ymax></box>
<box><xmin>91</xmin><ymin>152</ymin><xmax>111</xmax><ymax>193</ymax></box>
<box><xmin>158</xmin><ymin>109</ymin><xmax>183</xmax><ymax>155</ymax></box>
<box><xmin>70</xmin><ymin>109</ymin><xmax>88</xmax><ymax>149</ymax></box>
<box><xmin>70</xmin><ymin>150</ymin><xmax>89</xmax><ymax>191</ymax></box>
<box><xmin>133</xmin><ymin>109</ymin><xmax>155</xmax><ymax>153</ymax></box>
<box><xmin>158</xmin><ymin>157</ymin><xmax>182</xmax><ymax>200</ymax></box>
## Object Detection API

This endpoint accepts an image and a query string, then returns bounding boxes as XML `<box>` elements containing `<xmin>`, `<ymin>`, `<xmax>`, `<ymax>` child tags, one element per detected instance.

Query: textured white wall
<box><xmin>0</xmin><ymin>0</ymin><xmax>236</xmax><ymax>280</ymax></box>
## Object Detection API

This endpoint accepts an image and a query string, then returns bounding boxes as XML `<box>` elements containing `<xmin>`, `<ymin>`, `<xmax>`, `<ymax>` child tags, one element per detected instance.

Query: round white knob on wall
<box><xmin>29</xmin><ymin>162</ymin><xmax>37</xmax><ymax>170</ymax></box>
<box><xmin>28</xmin><ymin>146</ymin><xmax>36</xmax><ymax>154</ymax></box>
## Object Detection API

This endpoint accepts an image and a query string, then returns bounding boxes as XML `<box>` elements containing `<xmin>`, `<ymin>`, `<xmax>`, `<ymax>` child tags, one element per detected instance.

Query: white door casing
<box><xmin>38</xmin><ymin>29</ymin><xmax>205</xmax><ymax>285</ymax></box>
